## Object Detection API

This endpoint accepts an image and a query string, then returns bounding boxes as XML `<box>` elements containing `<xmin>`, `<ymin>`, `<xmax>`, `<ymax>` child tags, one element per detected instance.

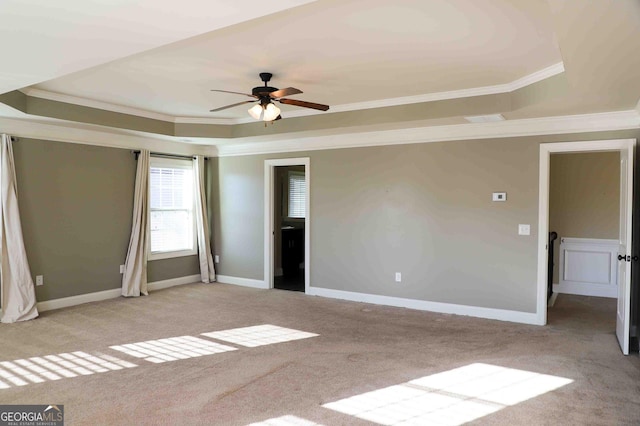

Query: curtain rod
<box><xmin>131</xmin><ymin>150</ymin><xmax>207</xmax><ymax>161</ymax></box>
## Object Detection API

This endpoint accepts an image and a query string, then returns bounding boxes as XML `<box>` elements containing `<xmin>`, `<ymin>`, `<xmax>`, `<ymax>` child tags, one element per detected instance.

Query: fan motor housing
<box><xmin>252</xmin><ymin>86</ymin><xmax>277</xmax><ymax>96</ymax></box>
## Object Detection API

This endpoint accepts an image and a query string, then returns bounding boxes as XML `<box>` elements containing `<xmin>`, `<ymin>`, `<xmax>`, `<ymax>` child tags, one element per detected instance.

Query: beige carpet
<box><xmin>0</xmin><ymin>284</ymin><xmax>638</xmax><ymax>425</ymax></box>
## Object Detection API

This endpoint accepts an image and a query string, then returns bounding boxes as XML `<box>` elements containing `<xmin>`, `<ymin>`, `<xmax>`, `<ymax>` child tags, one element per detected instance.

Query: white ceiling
<box><xmin>2</xmin><ymin>0</ymin><xmax>640</xmax><ymax>137</ymax></box>
<box><xmin>24</xmin><ymin>0</ymin><xmax>562</xmax><ymax>119</ymax></box>
<box><xmin>0</xmin><ymin>0</ymin><xmax>315</xmax><ymax>94</ymax></box>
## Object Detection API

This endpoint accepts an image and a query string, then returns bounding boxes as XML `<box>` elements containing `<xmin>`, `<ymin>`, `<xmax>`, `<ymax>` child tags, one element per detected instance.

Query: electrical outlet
<box><xmin>36</xmin><ymin>275</ymin><xmax>43</xmax><ymax>286</ymax></box>
<box><xmin>395</xmin><ymin>272</ymin><xmax>402</xmax><ymax>282</ymax></box>
<box><xmin>492</xmin><ymin>192</ymin><xmax>507</xmax><ymax>202</ymax></box>
<box><xmin>120</xmin><ymin>264</ymin><xmax>125</xmax><ymax>274</ymax></box>
<box><xmin>214</xmin><ymin>255</ymin><xmax>220</xmax><ymax>263</ymax></box>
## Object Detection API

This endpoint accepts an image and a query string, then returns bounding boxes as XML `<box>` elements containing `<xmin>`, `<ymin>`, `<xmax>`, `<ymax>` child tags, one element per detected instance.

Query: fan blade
<box><xmin>269</xmin><ymin>87</ymin><xmax>303</xmax><ymax>98</ymax></box>
<box><xmin>210</xmin><ymin>100</ymin><xmax>257</xmax><ymax>112</ymax></box>
<box><xmin>278</xmin><ymin>98</ymin><xmax>330</xmax><ymax>111</ymax></box>
<box><xmin>210</xmin><ymin>89</ymin><xmax>256</xmax><ymax>98</ymax></box>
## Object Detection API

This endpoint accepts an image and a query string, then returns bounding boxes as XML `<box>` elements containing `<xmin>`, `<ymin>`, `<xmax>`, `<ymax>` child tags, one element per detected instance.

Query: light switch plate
<box><xmin>492</xmin><ymin>192</ymin><xmax>507</xmax><ymax>202</ymax></box>
<box><xmin>36</xmin><ymin>275</ymin><xmax>43</xmax><ymax>286</ymax></box>
<box><xmin>518</xmin><ymin>224</ymin><xmax>531</xmax><ymax>236</ymax></box>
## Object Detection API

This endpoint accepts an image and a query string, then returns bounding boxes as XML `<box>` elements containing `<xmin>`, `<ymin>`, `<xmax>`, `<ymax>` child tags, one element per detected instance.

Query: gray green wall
<box><xmin>549</xmin><ymin>152</ymin><xmax>620</xmax><ymax>284</ymax></box>
<box><xmin>213</xmin><ymin>129</ymin><xmax>640</xmax><ymax>314</ymax></box>
<box><xmin>13</xmin><ymin>138</ymin><xmax>199</xmax><ymax>302</ymax></box>
<box><xmin>9</xmin><ymin>128</ymin><xmax>640</xmax><ymax>319</ymax></box>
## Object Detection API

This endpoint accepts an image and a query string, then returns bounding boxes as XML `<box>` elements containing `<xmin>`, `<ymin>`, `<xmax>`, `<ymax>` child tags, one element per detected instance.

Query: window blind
<box><xmin>288</xmin><ymin>172</ymin><xmax>306</xmax><ymax>218</ymax></box>
<box><xmin>149</xmin><ymin>163</ymin><xmax>194</xmax><ymax>253</ymax></box>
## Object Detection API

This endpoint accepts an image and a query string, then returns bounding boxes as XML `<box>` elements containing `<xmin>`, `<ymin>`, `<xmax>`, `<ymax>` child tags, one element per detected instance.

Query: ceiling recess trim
<box><xmin>21</xmin><ymin>62</ymin><xmax>564</xmax><ymax>125</ymax></box>
<box><xmin>20</xmin><ymin>88</ymin><xmax>238</xmax><ymax>125</ymax></box>
<box><xmin>0</xmin><ymin>116</ymin><xmax>213</xmax><ymax>155</ymax></box>
<box><xmin>2</xmin><ymin>108</ymin><xmax>637</xmax><ymax>158</ymax></box>
<box><xmin>284</xmin><ymin>62</ymin><xmax>566</xmax><ymax>119</ymax></box>
<box><xmin>464</xmin><ymin>114</ymin><xmax>505</xmax><ymax>123</ymax></box>
<box><xmin>215</xmin><ymin>109</ymin><xmax>640</xmax><ymax>157</ymax></box>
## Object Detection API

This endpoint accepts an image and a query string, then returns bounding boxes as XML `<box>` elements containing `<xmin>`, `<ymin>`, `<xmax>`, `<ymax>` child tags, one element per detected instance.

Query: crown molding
<box><xmin>22</xmin><ymin>62</ymin><xmax>565</xmax><ymax>125</ymax></box>
<box><xmin>1</xmin><ymin>108</ymin><xmax>637</xmax><ymax>159</ymax></box>
<box><xmin>20</xmin><ymin>88</ymin><xmax>238</xmax><ymax>125</ymax></box>
<box><xmin>21</xmin><ymin>88</ymin><xmax>176</xmax><ymax>122</ymax></box>
<box><xmin>216</xmin><ymin>109</ymin><xmax>640</xmax><ymax>157</ymax></box>
<box><xmin>281</xmin><ymin>62</ymin><xmax>565</xmax><ymax>119</ymax></box>
<box><xmin>508</xmin><ymin>62</ymin><xmax>565</xmax><ymax>91</ymax></box>
<box><xmin>173</xmin><ymin>116</ymin><xmax>240</xmax><ymax>125</ymax></box>
<box><xmin>0</xmin><ymin>116</ymin><xmax>214</xmax><ymax>156</ymax></box>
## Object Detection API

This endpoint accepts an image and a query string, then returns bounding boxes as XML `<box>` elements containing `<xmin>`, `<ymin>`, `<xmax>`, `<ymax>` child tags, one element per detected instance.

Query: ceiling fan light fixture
<box><xmin>248</xmin><ymin>103</ymin><xmax>263</xmax><ymax>120</ymax></box>
<box><xmin>263</xmin><ymin>103</ymin><xmax>281</xmax><ymax>122</ymax></box>
<box><xmin>213</xmin><ymin>73</ymin><xmax>329</xmax><ymax>122</ymax></box>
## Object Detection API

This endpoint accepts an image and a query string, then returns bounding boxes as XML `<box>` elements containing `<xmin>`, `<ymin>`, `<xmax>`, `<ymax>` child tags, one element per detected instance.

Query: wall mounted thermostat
<box><xmin>492</xmin><ymin>192</ymin><xmax>507</xmax><ymax>202</ymax></box>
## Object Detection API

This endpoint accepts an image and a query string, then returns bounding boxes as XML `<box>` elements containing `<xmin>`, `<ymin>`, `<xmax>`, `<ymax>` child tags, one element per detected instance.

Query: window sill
<box><xmin>148</xmin><ymin>249</ymin><xmax>197</xmax><ymax>261</ymax></box>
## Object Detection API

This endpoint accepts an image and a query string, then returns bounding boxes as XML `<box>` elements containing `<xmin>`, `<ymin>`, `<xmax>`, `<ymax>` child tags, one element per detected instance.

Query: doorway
<box><xmin>264</xmin><ymin>158</ymin><xmax>310</xmax><ymax>293</ymax></box>
<box><xmin>537</xmin><ymin>139</ymin><xmax>635</xmax><ymax>354</ymax></box>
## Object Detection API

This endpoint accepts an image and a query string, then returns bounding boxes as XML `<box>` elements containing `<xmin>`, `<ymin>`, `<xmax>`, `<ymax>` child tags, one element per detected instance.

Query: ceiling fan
<box><xmin>210</xmin><ymin>72</ymin><xmax>330</xmax><ymax>122</ymax></box>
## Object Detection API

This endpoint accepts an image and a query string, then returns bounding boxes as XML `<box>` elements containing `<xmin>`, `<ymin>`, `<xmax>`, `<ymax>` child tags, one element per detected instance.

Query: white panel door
<box><xmin>616</xmin><ymin>148</ymin><xmax>633</xmax><ymax>355</ymax></box>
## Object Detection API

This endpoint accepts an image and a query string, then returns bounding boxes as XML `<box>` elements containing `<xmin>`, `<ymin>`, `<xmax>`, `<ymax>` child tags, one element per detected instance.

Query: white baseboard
<box><xmin>37</xmin><ymin>274</ymin><xmax>202</xmax><ymax>313</ymax></box>
<box><xmin>307</xmin><ymin>287</ymin><xmax>540</xmax><ymax>325</ymax></box>
<box><xmin>216</xmin><ymin>275</ymin><xmax>268</xmax><ymax>290</ymax></box>
<box><xmin>553</xmin><ymin>283</ymin><xmax>617</xmax><ymax>298</ymax></box>
<box><xmin>147</xmin><ymin>274</ymin><xmax>201</xmax><ymax>292</ymax></box>
<box><xmin>37</xmin><ymin>288</ymin><xmax>122</xmax><ymax>312</ymax></box>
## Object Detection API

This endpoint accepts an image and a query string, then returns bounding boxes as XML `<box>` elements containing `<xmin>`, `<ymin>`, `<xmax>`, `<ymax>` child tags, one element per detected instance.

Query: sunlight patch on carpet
<box><xmin>110</xmin><ymin>335</ymin><xmax>237</xmax><ymax>363</ymax></box>
<box><xmin>0</xmin><ymin>352</ymin><xmax>137</xmax><ymax>389</ymax></box>
<box><xmin>247</xmin><ymin>414</ymin><xmax>324</xmax><ymax>425</ymax></box>
<box><xmin>201</xmin><ymin>324</ymin><xmax>318</xmax><ymax>348</ymax></box>
<box><xmin>0</xmin><ymin>324</ymin><xmax>319</xmax><ymax>390</ymax></box>
<box><xmin>322</xmin><ymin>363</ymin><xmax>573</xmax><ymax>425</ymax></box>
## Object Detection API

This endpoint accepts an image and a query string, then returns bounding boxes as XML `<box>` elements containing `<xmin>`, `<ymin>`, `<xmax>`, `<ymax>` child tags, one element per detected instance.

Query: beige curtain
<box><xmin>121</xmin><ymin>150</ymin><xmax>149</xmax><ymax>297</ymax></box>
<box><xmin>0</xmin><ymin>134</ymin><xmax>38</xmax><ymax>322</ymax></box>
<box><xmin>193</xmin><ymin>156</ymin><xmax>215</xmax><ymax>282</ymax></box>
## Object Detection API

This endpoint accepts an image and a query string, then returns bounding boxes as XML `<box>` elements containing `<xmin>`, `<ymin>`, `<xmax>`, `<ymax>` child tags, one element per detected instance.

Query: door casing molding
<box><xmin>264</xmin><ymin>157</ymin><xmax>311</xmax><ymax>292</ymax></box>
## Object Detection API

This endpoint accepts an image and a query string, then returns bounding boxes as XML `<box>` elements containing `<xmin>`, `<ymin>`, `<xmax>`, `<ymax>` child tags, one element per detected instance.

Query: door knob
<box><xmin>618</xmin><ymin>254</ymin><xmax>626</xmax><ymax>261</ymax></box>
<box><xmin>633</xmin><ymin>256</ymin><xmax>639</xmax><ymax>262</ymax></box>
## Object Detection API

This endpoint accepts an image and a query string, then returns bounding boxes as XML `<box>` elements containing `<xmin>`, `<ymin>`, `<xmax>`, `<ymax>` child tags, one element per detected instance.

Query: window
<box><xmin>148</xmin><ymin>157</ymin><xmax>196</xmax><ymax>260</ymax></box>
<box><xmin>287</xmin><ymin>171</ymin><xmax>306</xmax><ymax>219</ymax></box>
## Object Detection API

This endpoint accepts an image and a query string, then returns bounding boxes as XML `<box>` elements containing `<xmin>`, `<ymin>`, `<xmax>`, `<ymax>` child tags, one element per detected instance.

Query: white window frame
<box><xmin>286</xmin><ymin>170</ymin><xmax>306</xmax><ymax>220</ymax></box>
<box><xmin>148</xmin><ymin>157</ymin><xmax>197</xmax><ymax>261</ymax></box>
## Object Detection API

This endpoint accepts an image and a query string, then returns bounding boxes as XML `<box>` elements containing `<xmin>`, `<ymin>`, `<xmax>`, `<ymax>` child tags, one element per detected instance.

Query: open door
<box><xmin>538</xmin><ymin>139</ymin><xmax>636</xmax><ymax>350</ymax></box>
<box><xmin>616</xmin><ymin>148</ymin><xmax>634</xmax><ymax>355</ymax></box>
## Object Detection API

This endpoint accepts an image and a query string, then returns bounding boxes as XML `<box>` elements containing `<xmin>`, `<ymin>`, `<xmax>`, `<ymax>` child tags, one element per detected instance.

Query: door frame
<box><xmin>537</xmin><ymin>139</ymin><xmax>635</xmax><ymax>352</ymax></box>
<box><xmin>264</xmin><ymin>158</ymin><xmax>311</xmax><ymax>292</ymax></box>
